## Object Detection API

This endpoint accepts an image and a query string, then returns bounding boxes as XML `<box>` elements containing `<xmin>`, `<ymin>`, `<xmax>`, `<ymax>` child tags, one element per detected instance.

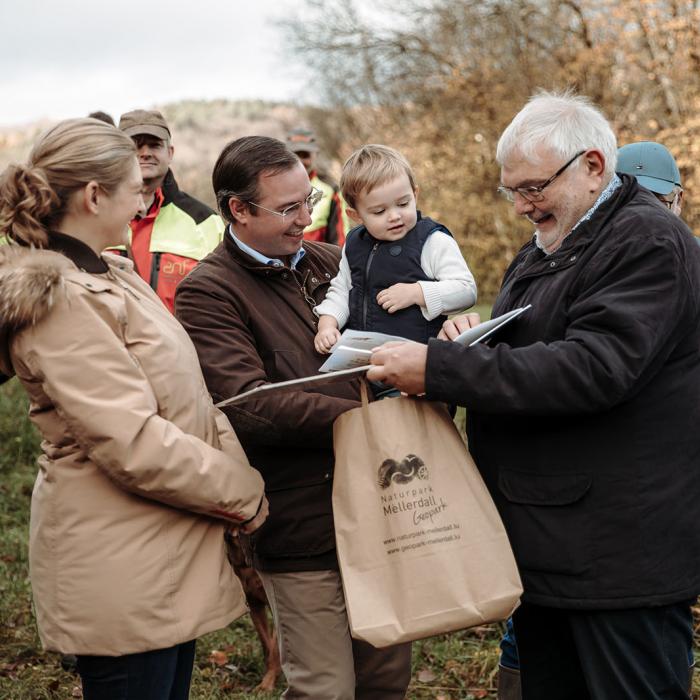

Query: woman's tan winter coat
<box><xmin>0</xmin><ymin>236</ymin><xmax>265</xmax><ymax>655</ymax></box>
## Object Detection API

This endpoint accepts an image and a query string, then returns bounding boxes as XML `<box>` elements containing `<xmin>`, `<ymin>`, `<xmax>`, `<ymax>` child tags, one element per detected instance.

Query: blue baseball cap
<box><xmin>617</xmin><ymin>142</ymin><xmax>681</xmax><ymax>196</ymax></box>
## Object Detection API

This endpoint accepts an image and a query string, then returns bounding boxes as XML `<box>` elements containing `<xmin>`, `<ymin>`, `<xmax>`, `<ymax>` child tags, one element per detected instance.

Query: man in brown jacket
<box><xmin>175</xmin><ymin>136</ymin><xmax>412</xmax><ymax>700</ymax></box>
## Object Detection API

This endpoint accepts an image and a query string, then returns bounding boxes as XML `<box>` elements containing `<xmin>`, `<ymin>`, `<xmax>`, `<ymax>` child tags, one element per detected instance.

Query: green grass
<box><xmin>2</xmin><ymin>377</ymin><xmax>699</xmax><ymax>699</ymax></box>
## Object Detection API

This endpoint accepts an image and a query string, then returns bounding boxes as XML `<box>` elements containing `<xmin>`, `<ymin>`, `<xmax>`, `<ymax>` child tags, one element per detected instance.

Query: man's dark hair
<box><xmin>88</xmin><ymin>111</ymin><xmax>115</xmax><ymax>126</ymax></box>
<box><xmin>212</xmin><ymin>136</ymin><xmax>300</xmax><ymax>223</ymax></box>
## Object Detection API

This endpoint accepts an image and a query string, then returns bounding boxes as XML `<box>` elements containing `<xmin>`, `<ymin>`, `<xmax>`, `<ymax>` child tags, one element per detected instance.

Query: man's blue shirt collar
<box><xmin>571</xmin><ymin>174</ymin><xmax>622</xmax><ymax>233</ymax></box>
<box><xmin>229</xmin><ymin>224</ymin><xmax>306</xmax><ymax>270</ymax></box>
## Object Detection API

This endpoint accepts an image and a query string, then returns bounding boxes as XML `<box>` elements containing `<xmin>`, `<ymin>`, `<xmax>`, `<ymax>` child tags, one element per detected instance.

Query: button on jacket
<box><xmin>426</xmin><ymin>174</ymin><xmax>700</xmax><ymax>609</ymax></box>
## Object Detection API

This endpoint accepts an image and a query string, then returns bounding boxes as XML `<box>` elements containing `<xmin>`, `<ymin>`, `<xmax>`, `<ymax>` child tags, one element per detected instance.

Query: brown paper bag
<box><xmin>332</xmin><ymin>383</ymin><xmax>522</xmax><ymax>647</ymax></box>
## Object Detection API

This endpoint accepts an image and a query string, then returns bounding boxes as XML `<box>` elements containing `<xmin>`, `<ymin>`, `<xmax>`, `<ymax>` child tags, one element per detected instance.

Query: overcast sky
<box><xmin>0</xmin><ymin>0</ymin><xmax>307</xmax><ymax>127</ymax></box>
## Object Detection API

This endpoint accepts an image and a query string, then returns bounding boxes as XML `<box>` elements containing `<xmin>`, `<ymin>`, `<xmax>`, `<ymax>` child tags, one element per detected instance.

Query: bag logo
<box><xmin>378</xmin><ymin>454</ymin><xmax>429</xmax><ymax>489</ymax></box>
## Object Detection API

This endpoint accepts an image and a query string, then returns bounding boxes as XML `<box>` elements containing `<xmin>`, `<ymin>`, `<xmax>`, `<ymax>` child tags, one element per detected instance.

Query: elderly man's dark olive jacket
<box><xmin>426</xmin><ymin>174</ymin><xmax>700</xmax><ymax>609</ymax></box>
<box><xmin>176</xmin><ymin>233</ymin><xmax>360</xmax><ymax>571</ymax></box>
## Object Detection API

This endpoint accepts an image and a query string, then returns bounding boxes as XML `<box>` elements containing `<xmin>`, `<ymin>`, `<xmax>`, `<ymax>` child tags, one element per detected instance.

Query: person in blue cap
<box><xmin>617</xmin><ymin>141</ymin><xmax>684</xmax><ymax>216</ymax></box>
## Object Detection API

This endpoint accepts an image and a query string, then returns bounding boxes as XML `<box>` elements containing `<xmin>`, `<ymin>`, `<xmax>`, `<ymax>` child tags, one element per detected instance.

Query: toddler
<box><xmin>314</xmin><ymin>144</ymin><xmax>477</xmax><ymax>352</ymax></box>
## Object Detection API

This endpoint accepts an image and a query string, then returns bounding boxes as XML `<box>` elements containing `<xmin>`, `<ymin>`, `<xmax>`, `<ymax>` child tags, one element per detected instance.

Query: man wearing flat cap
<box><xmin>115</xmin><ymin>109</ymin><xmax>224</xmax><ymax>312</ymax></box>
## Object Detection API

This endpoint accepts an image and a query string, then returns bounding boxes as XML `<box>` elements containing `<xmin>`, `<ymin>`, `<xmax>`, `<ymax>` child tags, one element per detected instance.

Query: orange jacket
<box><xmin>108</xmin><ymin>170</ymin><xmax>224</xmax><ymax>313</ymax></box>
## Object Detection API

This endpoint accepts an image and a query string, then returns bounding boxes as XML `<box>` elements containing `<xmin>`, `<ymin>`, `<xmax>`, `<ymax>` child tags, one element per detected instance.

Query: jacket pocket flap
<box><xmin>498</xmin><ymin>469</ymin><xmax>591</xmax><ymax>506</ymax></box>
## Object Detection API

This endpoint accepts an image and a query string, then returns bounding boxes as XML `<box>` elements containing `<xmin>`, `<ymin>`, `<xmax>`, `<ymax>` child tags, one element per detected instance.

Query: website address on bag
<box><xmin>382</xmin><ymin>523</ymin><xmax>458</xmax><ymax>548</ymax></box>
<box><xmin>385</xmin><ymin>532</ymin><xmax>461</xmax><ymax>555</ymax></box>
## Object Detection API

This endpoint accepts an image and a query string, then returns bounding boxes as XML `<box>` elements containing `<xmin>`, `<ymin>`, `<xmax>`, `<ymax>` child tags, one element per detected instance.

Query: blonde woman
<box><xmin>0</xmin><ymin>118</ymin><xmax>267</xmax><ymax>700</ymax></box>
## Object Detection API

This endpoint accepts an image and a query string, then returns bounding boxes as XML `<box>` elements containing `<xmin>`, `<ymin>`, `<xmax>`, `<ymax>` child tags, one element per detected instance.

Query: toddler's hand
<box><xmin>376</xmin><ymin>283</ymin><xmax>423</xmax><ymax>314</ymax></box>
<box><xmin>314</xmin><ymin>327</ymin><xmax>341</xmax><ymax>354</ymax></box>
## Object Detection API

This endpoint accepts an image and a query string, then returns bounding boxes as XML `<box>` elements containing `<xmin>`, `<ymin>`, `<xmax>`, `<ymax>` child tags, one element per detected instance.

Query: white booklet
<box><xmin>318</xmin><ymin>330</ymin><xmax>407</xmax><ymax>372</ymax></box>
<box><xmin>215</xmin><ymin>365</ymin><xmax>372</xmax><ymax>408</ymax></box>
<box><xmin>318</xmin><ymin>305</ymin><xmax>532</xmax><ymax>372</ymax></box>
<box><xmin>453</xmin><ymin>304</ymin><xmax>531</xmax><ymax>347</ymax></box>
<box><xmin>215</xmin><ymin>305</ymin><xmax>531</xmax><ymax>407</ymax></box>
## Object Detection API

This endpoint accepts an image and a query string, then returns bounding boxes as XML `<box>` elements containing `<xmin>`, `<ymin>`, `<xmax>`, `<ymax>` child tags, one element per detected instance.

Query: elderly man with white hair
<box><xmin>369</xmin><ymin>92</ymin><xmax>700</xmax><ymax>699</ymax></box>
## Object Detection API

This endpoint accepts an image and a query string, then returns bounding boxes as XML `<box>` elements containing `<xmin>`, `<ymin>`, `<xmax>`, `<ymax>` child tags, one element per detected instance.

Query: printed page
<box><xmin>318</xmin><ymin>329</ymin><xmax>407</xmax><ymax>372</ymax></box>
<box><xmin>453</xmin><ymin>305</ymin><xmax>531</xmax><ymax>346</ymax></box>
<box><xmin>217</xmin><ymin>306</ymin><xmax>531</xmax><ymax>407</ymax></box>
<box><xmin>215</xmin><ymin>365</ymin><xmax>370</xmax><ymax>408</ymax></box>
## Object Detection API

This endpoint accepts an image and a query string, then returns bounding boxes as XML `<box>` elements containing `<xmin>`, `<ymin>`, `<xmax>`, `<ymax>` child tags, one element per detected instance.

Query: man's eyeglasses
<box><xmin>248</xmin><ymin>188</ymin><xmax>323</xmax><ymax>218</ymax></box>
<box><xmin>498</xmin><ymin>150</ymin><xmax>587</xmax><ymax>203</ymax></box>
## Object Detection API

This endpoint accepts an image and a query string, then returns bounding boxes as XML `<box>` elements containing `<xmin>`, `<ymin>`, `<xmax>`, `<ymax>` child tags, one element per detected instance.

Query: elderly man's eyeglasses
<box><xmin>248</xmin><ymin>188</ymin><xmax>323</xmax><ymax>218</ymax></box>
<box><xmin>497</xmin><ymin>150</ymin><xmax>587</xmax><ymax>203</ymax></box>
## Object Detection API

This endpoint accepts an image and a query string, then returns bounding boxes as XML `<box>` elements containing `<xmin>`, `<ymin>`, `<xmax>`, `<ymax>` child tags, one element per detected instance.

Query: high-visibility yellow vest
<box><xmin>106</xmin><ymin>170</ymin><xmax>224</xmax><ymax>313</ymax></box>
<box><xmin>303</xmin><ymin>173</ymin><xmax>351</xmax><ymax>246</ymax></box>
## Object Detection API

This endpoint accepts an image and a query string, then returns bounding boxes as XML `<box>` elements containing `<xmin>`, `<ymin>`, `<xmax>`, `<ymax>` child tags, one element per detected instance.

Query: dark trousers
<box><xmin>76</xmin><ymin>640</ymin><xmax>196</xmax><ymax>700</ymax></box>
<box><xmin>512</xmin><ymin>601</ymin><xmax>693</xmax><ymax>700</ymax></box>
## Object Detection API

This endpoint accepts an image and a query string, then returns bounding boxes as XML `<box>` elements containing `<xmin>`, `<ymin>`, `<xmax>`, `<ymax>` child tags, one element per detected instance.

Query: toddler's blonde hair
<box><xmin>340</xmin><ymin>144</ymin><xmax>416</xmax><ymax>209</ymax></box>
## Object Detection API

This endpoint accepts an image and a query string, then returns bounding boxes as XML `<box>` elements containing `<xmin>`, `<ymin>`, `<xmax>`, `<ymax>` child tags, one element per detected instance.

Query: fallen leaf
<box><xmin>209</xmin><ymin>650</ymin><xmax>229</xmax><ymax>666</ymax></box>
<box><xmin>417</xmin><ymin>668</ymin><xmax>437</xmax><ymax>683</ymax></box>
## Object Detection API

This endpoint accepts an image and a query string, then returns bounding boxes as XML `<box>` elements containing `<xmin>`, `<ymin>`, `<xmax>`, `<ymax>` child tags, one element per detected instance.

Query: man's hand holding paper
<box><xmin>368</xmin><ymin>341</ymin><xmax>427</xmax><ymax>394</ymax></box>
<box><xmin>368</xmin><ymin>312</ymin><xmax>485</xmax><ymax>394</ymax></box>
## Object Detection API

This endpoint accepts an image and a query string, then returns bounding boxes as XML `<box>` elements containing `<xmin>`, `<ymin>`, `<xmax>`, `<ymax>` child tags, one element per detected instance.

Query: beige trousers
<box><xmin>258</xmin><ymin>569</ymin><xmax>412</xmax><ymax>700</ymax></box>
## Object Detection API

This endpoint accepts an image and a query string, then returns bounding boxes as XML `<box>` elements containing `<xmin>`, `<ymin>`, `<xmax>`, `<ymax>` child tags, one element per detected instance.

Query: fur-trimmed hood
<box><xmin>0</xmin><ymin>245</ymin><xmax>69</xmax><ymax>328</ymax></box>
<box><xmin>0</xmin><ymin>245</ymin><xmax>71</xmax><ymax>376</ymax></box>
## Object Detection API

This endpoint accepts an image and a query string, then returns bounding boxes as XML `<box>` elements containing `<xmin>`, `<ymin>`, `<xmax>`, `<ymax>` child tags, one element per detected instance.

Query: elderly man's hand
<box><xmin>367</xmin><ymin>341</ymin><xmax>428</xmax><ymax>395</ymax></box>
<box><xmin>438</xmin><ymin>312</ymin><xmax>482</xmax><ymax>341</ymax></box>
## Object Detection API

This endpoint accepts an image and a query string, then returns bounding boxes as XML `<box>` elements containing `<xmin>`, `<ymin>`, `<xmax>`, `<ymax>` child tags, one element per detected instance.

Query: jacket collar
<box><xmin>565</xmin><ymin>173</ymin><xmax>639</xmax><ymax>250</ymax></box>
<box><xmin>46</xmin><ymin>232</ymin><xmax>109</xmax><ymax>273</ymax></box>
<box><xmin>161</xmin><ymin>169</ymin><xmax>180</xmax><ymax>206</ymax></box>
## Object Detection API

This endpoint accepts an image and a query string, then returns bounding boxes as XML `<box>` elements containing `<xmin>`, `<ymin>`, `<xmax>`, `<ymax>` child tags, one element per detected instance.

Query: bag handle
<box><xmin>360</xmin><ymin>379</ymin><xmax>371</xmax><ymax>408</ymax></box>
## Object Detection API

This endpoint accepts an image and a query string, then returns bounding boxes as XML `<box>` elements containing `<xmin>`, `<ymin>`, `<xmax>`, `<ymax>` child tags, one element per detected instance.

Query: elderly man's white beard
<box><xmin>533</xmin><ymin>228</ymin><xmax>572</xmax><ymax>255</ymax></box>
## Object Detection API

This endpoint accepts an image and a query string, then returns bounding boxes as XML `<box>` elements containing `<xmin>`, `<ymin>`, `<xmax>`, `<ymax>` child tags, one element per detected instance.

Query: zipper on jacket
<box><xmin>149</xmin><ymin>252</ymin><xmax>162</xmax><ymax>292</ymax></box>
<box><xmin>295</xmin><ymin>270</ymin><xmax>317</xmax><ymax>312</ymax></box>
<box><xmin>363</xmin><ymin>242</ymin><xmax>379</xmax><ymax>329</ymax></box>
